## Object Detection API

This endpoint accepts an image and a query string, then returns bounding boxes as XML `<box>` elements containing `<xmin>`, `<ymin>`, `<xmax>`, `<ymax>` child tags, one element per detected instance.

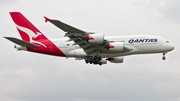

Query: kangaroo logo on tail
<box><xmin>16</xmin><ymin>24</ymin><xmax>47</xmax><ymax>48</ymax></box>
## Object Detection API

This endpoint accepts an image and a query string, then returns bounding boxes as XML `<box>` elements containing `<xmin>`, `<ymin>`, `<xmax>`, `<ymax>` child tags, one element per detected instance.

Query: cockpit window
<box><xmin>166</xmin><ymin>41</ymin><xmax>169</xmax><ymax>43</ymax></box>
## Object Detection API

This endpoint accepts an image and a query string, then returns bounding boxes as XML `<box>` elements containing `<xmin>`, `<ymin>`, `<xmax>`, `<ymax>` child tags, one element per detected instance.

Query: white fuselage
<box><xmin>50</xmin><ymin>35</ymin><xmax>174</xmax><ymax>58</ymax></box>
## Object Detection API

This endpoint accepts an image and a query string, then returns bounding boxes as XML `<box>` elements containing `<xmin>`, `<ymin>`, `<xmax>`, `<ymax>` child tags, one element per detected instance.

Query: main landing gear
<box><xmin>85</xmin><ymin>56</ymin><xmax>102</xmax><ymax>65</ymax></box>
<box><xmin>162</xmin><ymin>52</ymin><xmax>166</xmax><ymax>60</ymax></box>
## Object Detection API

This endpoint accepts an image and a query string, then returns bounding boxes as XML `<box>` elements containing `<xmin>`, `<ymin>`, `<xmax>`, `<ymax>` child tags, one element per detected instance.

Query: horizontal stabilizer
<box><xmin>4</xmin><ymin>37</ymin><xmax>39</xmax><ymax>48</ymax></box>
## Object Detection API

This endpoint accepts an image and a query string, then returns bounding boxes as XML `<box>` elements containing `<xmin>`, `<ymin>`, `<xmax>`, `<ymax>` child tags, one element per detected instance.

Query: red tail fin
<box><xmin>9</xmin><ymin>12</ymin><xmax>48</xmax><ymax>42</ymax></box>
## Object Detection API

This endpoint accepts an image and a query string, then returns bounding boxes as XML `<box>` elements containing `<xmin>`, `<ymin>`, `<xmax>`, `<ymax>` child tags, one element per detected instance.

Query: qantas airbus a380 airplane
<box><xmin>4</xmin><ymin>12</ymin><xmax>175</xmax><ymax>65</ymax></box>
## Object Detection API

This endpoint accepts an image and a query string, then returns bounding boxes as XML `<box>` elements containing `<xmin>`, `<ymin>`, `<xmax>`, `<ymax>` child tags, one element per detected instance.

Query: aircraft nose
<box><xmin>169</xmin><ymin>43</ymin><xmax>175</xmax><ymax>51</ymax></box>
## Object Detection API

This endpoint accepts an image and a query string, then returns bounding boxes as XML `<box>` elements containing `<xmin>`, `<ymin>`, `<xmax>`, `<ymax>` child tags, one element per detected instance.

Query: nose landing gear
<box><xmin>162</xmin><ymin>53</ymin><xmax>166</xmax><ymax>60</ymax></box>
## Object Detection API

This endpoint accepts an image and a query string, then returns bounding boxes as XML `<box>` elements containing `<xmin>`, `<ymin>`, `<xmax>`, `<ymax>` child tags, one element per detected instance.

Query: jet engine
<box><xmin>87</xmin><ymin>33</ymin><xmax>104</xmax><ymax>44</ymax></box>
<box><xmin>108</xmin><ymin>42</ymin><xmax>124</xmax><ymax>52</ymax></box>
<box><xmin>107</xmin><ymin>57</ymin><xmax>124</xmax><ymax>63</ymax></box>
<box><xmin>100</xmin><ymin>58</ymin><xmax>107</xmax><ymax>64</ymax></box>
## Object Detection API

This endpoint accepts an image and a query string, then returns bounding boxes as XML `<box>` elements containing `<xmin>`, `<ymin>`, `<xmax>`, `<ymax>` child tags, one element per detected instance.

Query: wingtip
<box><xmin>43</xmin><ymin>16</ymin><xmax>50</xmax><ymax>23</ymax></box>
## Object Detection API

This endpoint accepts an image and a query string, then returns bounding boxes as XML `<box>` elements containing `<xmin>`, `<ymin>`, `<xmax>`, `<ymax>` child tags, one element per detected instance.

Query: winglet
<box><xmin>44</xmin><ymin>16</ymin><xmax>50</xmax><ymax>23</ymax></box>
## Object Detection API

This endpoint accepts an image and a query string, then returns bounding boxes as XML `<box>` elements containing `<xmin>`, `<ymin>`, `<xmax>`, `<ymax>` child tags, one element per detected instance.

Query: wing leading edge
<box><xmin>44</xmin><ymin>16</ymin><xmax>85</xmax><ymax>33</ymax></box>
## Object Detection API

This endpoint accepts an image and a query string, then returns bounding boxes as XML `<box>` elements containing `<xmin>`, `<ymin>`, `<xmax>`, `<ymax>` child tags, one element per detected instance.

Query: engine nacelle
<box><xmin>100</xmin><ymin>58</ymin><xmax>107</xmax><ymax>64</ymax></box>
<box><xmin>87</xmin><ymin>33</ymin><xmax>104</xmax><ymax>44</ymax></box>
<box><xmin>107</xmin><ymin>57</ymin><xmax>124</xmax><ymax>63</ymax></box>
<box><xmin>108</xmin><ymin>42</ymin><xmax>124</xmax><ymax>52</ymax></box>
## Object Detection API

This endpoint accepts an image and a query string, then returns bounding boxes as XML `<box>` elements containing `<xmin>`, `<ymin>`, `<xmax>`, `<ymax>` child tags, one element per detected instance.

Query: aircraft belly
<box><xmin>67</xmin><ymin>49</ymin><xmax>87</xmax><ymax>57</ymax></box>
<box><xmin>100</xmin><ymin>50</ymin><xmax>137</xmax><ymax>57</ymax></box>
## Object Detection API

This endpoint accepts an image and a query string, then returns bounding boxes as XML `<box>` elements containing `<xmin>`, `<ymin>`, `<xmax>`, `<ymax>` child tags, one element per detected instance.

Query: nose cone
<box><xmin>168</xmin><ymin>43</ymin><xmax>175</xmax><ymax>51</ymax></box>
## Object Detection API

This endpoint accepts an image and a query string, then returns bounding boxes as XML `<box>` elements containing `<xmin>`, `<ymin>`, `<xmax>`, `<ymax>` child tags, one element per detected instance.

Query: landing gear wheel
<box><xmin>98</xmin><ymin>57</ymin><xmax>102</xmax><ymax>61</ymax></box>
<box><xmin>84</xmin><ymin>56</ymin><xmax>102</xmax><ymax>65</ymax></box>
<box><xmin>162</xmin><ymin>53</ymin><xmax>166</xmax><ymax>60</ymax></box>
<box><xmin>162</xmin><ymin>57</ymin><xmax>166</xmax><ymax>60</ymax></box>
<box><xmin>94</xmin><ymin>56</ymin><xmax>97</xmax><ymax>59</ymax></box>
<box><xmin>85</xmin><ymin>58</ymin><xmax>88</xmax><ymax>64</ymax></box>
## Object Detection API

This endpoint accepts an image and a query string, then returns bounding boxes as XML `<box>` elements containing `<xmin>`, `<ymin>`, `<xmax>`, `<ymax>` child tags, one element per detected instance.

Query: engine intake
<box><xmin>100</xmin><ymin>58</ymin><xmax>107</xmax><ymax>64</ymax></box>
<box><xmin>108</xmin><ymin>42</ymin><xmax>124</xmax><ymax>52</ymax></box>
<box><xmin>107</xmin><ymin>57</ymin><xmax>124</xmax><ymax>63</ymax></box>
<box><xmin>87</xmin><ymin>33</ymin><xmax>104</xmax><ymax>44</ymax></box>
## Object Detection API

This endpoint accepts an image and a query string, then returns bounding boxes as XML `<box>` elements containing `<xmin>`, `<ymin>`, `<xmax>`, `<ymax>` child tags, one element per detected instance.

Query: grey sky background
<box><xmin>0</xmin><ymin>0</ymin><xmax>180</xmax><ymax>101</ymax></box>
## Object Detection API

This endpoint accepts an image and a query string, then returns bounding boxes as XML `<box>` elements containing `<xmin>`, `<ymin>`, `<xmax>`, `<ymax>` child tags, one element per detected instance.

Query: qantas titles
<box><xmin>128</xmin><ymin>38</ymin><xmax>158</xmax><ymax>43</ymax></box>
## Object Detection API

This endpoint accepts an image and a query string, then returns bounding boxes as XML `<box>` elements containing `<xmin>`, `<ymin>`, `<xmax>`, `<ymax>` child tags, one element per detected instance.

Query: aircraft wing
<box><xmin>44</xmin><ymin>17</ymin><xmax>107</xmax><ymax>55</ymax></box>
<box><xmin>65</xmin><ymin>33</ymin><xmax>106</xmax><ymax>55</ymax></box>
<box><xmin>44</xmin><ymin>16</ymin><xmax>85</xmax><ymax>33</ymax></box>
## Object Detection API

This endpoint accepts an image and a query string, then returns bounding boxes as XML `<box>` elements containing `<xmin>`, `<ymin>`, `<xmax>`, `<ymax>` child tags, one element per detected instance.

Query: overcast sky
<box><xmin>0</xmin><ymin>0</ymin><xmax>180</xmax><ymax>101</ymax></box>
